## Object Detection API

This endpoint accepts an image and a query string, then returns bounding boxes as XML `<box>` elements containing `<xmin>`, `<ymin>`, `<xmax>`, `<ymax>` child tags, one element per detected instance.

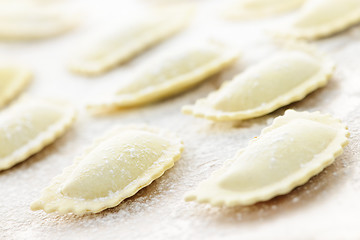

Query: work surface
<box><xmin>1</xmin><ymin>0</ymin><xmax>360</xmax><ymax>239</ymax></box>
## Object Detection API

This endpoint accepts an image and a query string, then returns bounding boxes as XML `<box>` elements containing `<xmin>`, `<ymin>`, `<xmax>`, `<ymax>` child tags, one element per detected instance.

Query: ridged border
<box><xmin>30</xmin><ymin>124</ymin><xmax>184</xmax><ymax>215</ymax></box>
<box><xmin>0</xmin><ymin>66</ymin><xmax>32</xmax><ymax>108</ymax></box>
<box><xmin>68</xmin><ymin>11</ymin><xmax>192</xmax><ymax>76</ymax></box>
<box><xmin>184</xmin><ymin>110</ymin><xmax>349</xmax><ymax>207</ymax></box>
<box><xmin>86</xmin><ymin>42</ymin><xmax>240</xmax><ymax>110</ymax></box>
<box><xmin>270</xmin><ymin>2</ymin><xmax>360</xmax><ymax>40</ymax></box>
<box><xmin>182</xmin><ymin>41</ymin><xmax>334</xmax><ymax>121</ymax></box>
<box><xmin>223</xmin><ymin>0</ymin><xmax>305</xmax><ymax>20</ymax></box>
<box><xmin>0</xmin><ymin>96</ymin><xmax>77</xmax><ymax>170</ymax></box>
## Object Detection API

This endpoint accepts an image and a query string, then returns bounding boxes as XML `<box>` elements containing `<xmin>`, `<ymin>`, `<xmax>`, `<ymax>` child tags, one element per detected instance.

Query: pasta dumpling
<box><xmin>224</xmin><ymin>0</ymin><xmax>305</xmax><ymax>20</ymax></box>
<box><xmin>31</xmin><ymin>125</ymin><xmax>183</xmax><ymax>215</ymax></box>
<box><xmin>182</xmin><ymin>45</ymin><xmax>333</xmax><ymax>121</ymax></box>
<box><xmin>0</xmin><ymin>66</ymin><xmax>32</xmax><ymax>107</ymax></box>
<box><xmin>185</xmin><ymin>110</ymin><xmax>349</xmax><ymax>207</ymax></box>
<box><xmin>272</xmin><ymin>0</ymin><xmax>360</xmax><ymax>39</ymax></box>
<box><xmin>69</xmin><ymin>8</ymin><xmax>193</xmax><ymax>75</ymax></box>
<box><xmin>0</xmin><ymin>4</ymin><xmax>79</xmax><ymax>40</ymax></box>
<box><xmin>0</xmin><ymin>96</ymin><xmax>76</xmax><ymax>171</ymax></box>
<box><xmin>88</xmin><ymin>41</ymin><xmax>239</xmax><ymax>110</ymax></box>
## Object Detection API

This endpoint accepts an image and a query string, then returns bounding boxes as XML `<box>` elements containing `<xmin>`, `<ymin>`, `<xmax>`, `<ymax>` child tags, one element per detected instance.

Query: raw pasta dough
<box><xmin>0</xmin><ymin>96</ymin><xmax>76</xmax><ymax>171</ymax></box>
<box><xmin>224</xmin><ymin>0</ymin><xmax>305</xmax><ymax>20</ymax></box>
<box><xmin>182</xmin><ymin>45</ymin><xmax>333</xmax><ymax>121</ymax></box>
<box><xmin>185</xmin><ymin>110</ymin><xmax>349</xmax><ymax>207</ymax></box>
<box><xmin>87</xmin><ymin>41</ymin><xmax>239</xmax><ymax>110</ymax></box>
<box><xmin>0</xmin><ymin>4</ymin><xmax>79</xmax><ymax>40</ymax></box>
<box><xmin>31</xmin><ymin>125</ymin><xmax>183</xmax><ymax>215</ymax></box>
<box><xmin>272</xmin><ymin>0</ymin><xmax>360</xmax><ymax>39</ymax></box>
<box><xmin>0</xmin><ymin>66</ymin><xmax>32</xmax><ymax>107</ymax></box>
<box><xmin>69</xmin><ymin>8</ymin><xmax>192</xmax><ymax>75</ymax></box>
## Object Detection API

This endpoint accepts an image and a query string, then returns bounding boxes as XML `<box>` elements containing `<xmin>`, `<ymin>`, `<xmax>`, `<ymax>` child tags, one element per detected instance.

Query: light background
<box><xmin>1</xmin><ymin>0</ymin><xmax>360</xmax><ymax>239</ymax></box>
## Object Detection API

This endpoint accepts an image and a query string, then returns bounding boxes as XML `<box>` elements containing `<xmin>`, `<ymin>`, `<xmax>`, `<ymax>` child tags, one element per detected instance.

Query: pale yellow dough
<box><xmin>224</xmin><ymin>0</ymin><xmax>305</xmax><ymax>20</ymax></box>
<box><xmin>0</xmin><ymin>5</ymin><xmax>79</xmax><ymax>40</ymax></box>
<box><xmin>69</xmin><ymin>8</ymin><xmax>192</xmax><ymax>76</ymax></box>
<box><xmin>87</xmin><ymin>41</ymin><xmax>239</xmax><ymax>110</ymax></box>
<box><xmin>0</xmin><ymin>66</ymin><xmax>32</xmax><ymax>107</ymax></box>
<box><xmin>0</xmin><ymin>96</ymin><xmax>76</xmax><ymax>171</ymax></box>
<box><xmin>31</xmin><ymin>125</ymin><xmax>183</xmax><ymax>215</ymax></box>
<box><xmin>182</xmin><ymin>44</ymin><xmax>333</xmax><ymax>121</ymax></box>
<box><xmin>272</xmin><ymin>0</ymin><xmax>360</xmax><ymax>40</ymax></box>
<box><xmin>185</xmin><ymin>110</ymin><xmax>349</xmax><ymax>207</ymax></box>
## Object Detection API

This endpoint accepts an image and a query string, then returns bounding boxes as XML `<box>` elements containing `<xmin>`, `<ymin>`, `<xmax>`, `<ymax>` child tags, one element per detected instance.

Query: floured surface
<box><xmin>1</xmin><ymin>0</ymin><xmax>360</xmax><ymax>239</ymax></box>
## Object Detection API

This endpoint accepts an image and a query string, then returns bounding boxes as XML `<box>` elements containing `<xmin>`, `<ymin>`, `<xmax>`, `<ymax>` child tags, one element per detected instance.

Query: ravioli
<box><xmin>224</xmin><ymin>0</ymin><xmax>305</xmax><ymax>20</ymax></box>
<box><xmin>31</xmin><ymin>125</ymin><xmax>183</xmax><ymax>215</ymax></box>
<box><xmin>69</xmin><ymin>9</ymin><xmax>192</xmax><ymax>76</ymax></box>
<box><xmin>0</xmin><ymin>96</ymin><xmax>76</xmax><ymax>170</ymax></box>
<box><xmin>0</xmin><ymin>66</ymin><xmax>32</xmax><ymax>108</ymax></box>
<box><xmin>182</xmin><ymin>46</ymin><xmax>333</xmax><ymax>121</ymax></box>
<box><xmin>185</xmin><ymin>110</ymin><xmax>349</xmax><ymax>207</ymax></box>
<box><xmin>272</xmin><ymin>0</ymin><xmax>360</xmax><ymax>39</ymax></box>
<box><xmin>0</xmin><ymin>5</ymin><xmax>79</xmax><ymax>40</ymax></box>
<box><xmin>87</xmin><ymin>42</ymin><xmax>239</xmax><ymax>110</ymax></box>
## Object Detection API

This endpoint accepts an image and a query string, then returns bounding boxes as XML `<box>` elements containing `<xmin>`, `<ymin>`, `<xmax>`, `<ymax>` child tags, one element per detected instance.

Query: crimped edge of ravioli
<box><xmin>0</xmin><ymin>10</ymin><xmax>81</xmax><ymax>40</ymax></box>
<box><xmin>68</xmin><ymin>10</ymin><xmax>193</xmax><ymax>76</ymax></box>
<box><xmin>0</xmin><ymin>96</ymin><xmax>77</xmax><ymax>171</ymax></box>
<box><xmin>182</xmin><ymin>42</ymin><xmax>334</xmax><ymax>121</ymax></box>
<box><xmin>223</xmin><ymin>0</ymin><xmax>305</xmax><ymax>20</ymax></box>
<box><xmin>184</xmin><ymin>110</ymin><xmax>349</xmax><ymax>207</ymax></box>
<box><xmin>86</xmin><ymin>42</ymin><xmax>240</xmax><ymax>111</ymax></box>
<box><xmin>269</xmin><ymin>5</ymin><xmax>360</xmax><ymax>40</ymax></box>
<box><xmin>0</xmin><ymin>66</ymin><xmax>32</xmax><ymax>108</ymax></box>
<box><xmin>30</xmin><ymin>125</ymin><xmax>184</xmax><ymax>215</ymax></box>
